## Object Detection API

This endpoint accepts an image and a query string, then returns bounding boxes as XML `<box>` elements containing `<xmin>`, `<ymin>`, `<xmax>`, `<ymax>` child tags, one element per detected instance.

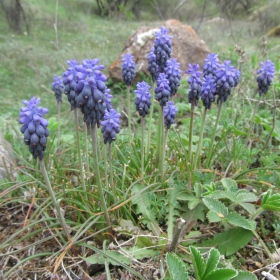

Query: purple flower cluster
<box><xmin>215</xmin><ymin>60</ymin><xmax>237</xmax><ymax>103</ymax></box>
<box><xmin>74</xmin><ymin>59</ymin><xmax>107</xmax><ymax>127</ymax></box>
<box><xmin>154</xmin><ymin>27</ymin><xmax>172</xmax><ymax>73</ymax></box>
<box><xmin>134</xmin><ymin>81</ymin><xmax>151</xmax><ymax>117</ymax></box>
<box><xmin>63</xmin><ymin>59</ymin><xmax>79</xmax><ymax>110</ymax></box>
<box><xmin>165</xmin><ymin>58</ymin><xmax>181</xmax><ymax>97</ymax></box>
<box><xmin>164</xmin><ymin>101</ymin><xmax>178</xmax><ymax>129</ymax></box>
<box><xmin>19</xmin><ymin>97</ymin><xmax>49</xmax><ymax>160</ymax></box>
<box><xmin>101</xmin><ymin>109</ymin><xmax>121</xmax><ymax>144</ymax></box>
<box><xmin>185</xmin><ymin>64</ymin><xmax>203</xmax><ymax>105</ymax></box>
<box><xmin>52</xmin><ymin>75</ymin><xmax>64</xmax><ymax>103</ymax></box>
<box><xmin>201</xmin><ymin>76</ymin><xmax>216</xmax><ymax>109</ymax></box>
<box><xmin>203</xmin><ymin>53</ymin><xmax>219</xmax><ymax>78</ymax></box>
<box><xmin>122</xmin><ymin>54</ymin><xmax>136</xmax><ymax>86</ymax></box>
<box><xmin>256</xmin><ymin>60</ymin><xmax>275</xmax><ymax>95</ymax></box>
<box><xmin>147</xmin><ymin>47</ymin><xmax>159</xmax><ymax>82</ymax></box>
<box><xmin>155</xmin><ymin>73</ymin><xmax>171</xmax><ymax>107</ymax></box>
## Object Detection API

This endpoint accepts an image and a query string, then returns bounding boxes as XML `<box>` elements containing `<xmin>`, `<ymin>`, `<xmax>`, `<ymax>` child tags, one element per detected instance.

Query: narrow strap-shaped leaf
<box><xmin>190</xmin><ymin>246</ymin><xmax>205</xmax><ymax>280</ymax></box>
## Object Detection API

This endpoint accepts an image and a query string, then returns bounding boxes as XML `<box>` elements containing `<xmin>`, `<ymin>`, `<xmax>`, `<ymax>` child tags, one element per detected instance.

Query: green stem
<box><xmin>246</xmin><ymin>94</ymin><xmax>261</xmax><ymax>147</ymax></box>
<box><xmin>146</xmin><ymin>81</ymin><xmax>156</xmax><ymax>157</ymax></box>
<box><xmin>252</xmin><ymin>230</ymin><xmax>274</xmax><ymax>262</ymax></box>
<box><xmin>161</xmin><ymin>128</ymin><xmax>169</xmax><ymax>182</ymax></box>
<box><xmin>39</xmin><ymin>160</ymin><xmax>70</xmax><ymax>240</ymax></box>
<box><xmin>187</xmin><ymin>102</ymin><xmax>195</xmax><ymax>190</ymax></box>
<box><xmin>91</xmin><ymin>126</ymin><xmax>113</xmax><ymax>242</ymax></box>
<box><xmin>250</xmin><ymin>206</ymin><xmax>264</xmax><ymax>221</ymax></box>
<box><xmin>156</xmin><ymin>105</ymin><xmax>163</xmax><ymax>167</ymax></box>
<box><xmin>160</xmin><ymin>106</ymin><xmax>164</xmax><ymax>182</ymax></box>
<box><xmin>206</xmin><ymin>102</ymin><xmax>223</xmax><ymax>168</ymax></box>
<box><xmin>141</xmin><ymin>117</ymin><xmax>145</xmax><ymax>178</ymax></box>
<box><xmin>127</xmin><ymin>85</ymin><xmax>132</xmax><ymax>144</ymax></box>
<box><xmin>84</xmin><ymin>123</ymin><xmax>90</xmax><ymax>175</ymax></box>
<box><xmin>57</xmin><ymin>101</ymin><xmax>61</xmax><ymax>160</ymax></box>
<box><xmin>194</xmin><ymin>106</ymin><xmax>207</xmax><ymax>169</ymax></box>
<box><xmin>108</xmin><ymin>143</ymin><xmax>116</xmax><ymax>204</ymax></box>
<box><xmin>103</xmin><ymin>144</ymin><xmax>109</xmax><ymax>190</ymax></box>
<box><xmin>74</xmin><ymin>108</ymin><xmax>86</xmax><ymax>191</ymax></box>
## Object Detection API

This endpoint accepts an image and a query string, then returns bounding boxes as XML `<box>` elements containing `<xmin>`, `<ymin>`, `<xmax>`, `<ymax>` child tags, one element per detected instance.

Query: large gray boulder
<box><xmin>109</xmin><ymin>19</ymin><xmax>210</xmax><ymax>83</ymax></box>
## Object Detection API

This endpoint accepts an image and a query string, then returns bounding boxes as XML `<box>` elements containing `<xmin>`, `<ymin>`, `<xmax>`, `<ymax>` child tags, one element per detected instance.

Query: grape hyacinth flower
<box><xmin>155</xmin><ymin>73</ymin><xmax>171</xmax><ymax>107</ymax></box>
<box><xmin>256</xmin><ymin>60</ymin><xmax>275</xmax><ymax>95</ymax></box>
<box><xmin>233</xmin><ymin>69</ymin><xmax>241</xmax><ymax>87</ymax></box>
<box><xmin>185</xmin><ymin>64</ymin><xmax>202</xmax><ymax>105</ymax></box>
<box><xmin>19</xmin><ymin>97</ymin><xmax>49</xmax><ymax>160</ymax></box>
<box><xmin>52</xmin><ymin>75</ymin><xmax>64</xmax><ymax>103</ymax></box>
<box><xmin>164</xmin><ymin>101</ymin><xmax>178</xmax><ymax>129</ymax></box>
<box><xmin>147</xmin><ymin>47</ymin><xmax>159</xmax><ymax>82</ymax></box>
<box><xmin>164</xmin><ymin>58</ymin><xmax>181</xmax><ymax>97</ymax></box>
<box><xmin>75</xmin><ymin>58</ymin><xmax>107</xmax><ymax>127</ymax></box>
<box><xmin>154</xmin><ymin>27</ymin><xmax>172</xmax><ymax>73</ymax></box>
<box><xmin>101</xmin><ymin>109</ymin><xmax>121</xmax><ymax>144</ymax></box>
<box><xmin>134</xmin><ymin>81</ymin><xmax>151</xmax><ymax>117</ymax></box>
<box><xmin>203</xmin><ymin>53</ymin><xmax>220</xmax><ymax>77</ymax></box>
<box><xmin>215</xmin><ymin>60</ymin><xmax>236</xmax><ymax>103</ymax></box>
<box><xmin>63</xmin><ymin>59</ymin><xmax>80</xmax><ymax>110</ymax></box>
<box><xmin>121</xmin><ymin>54</ymin><xmax>136</xmax><ymax>86</ymax></box>
<box><xmin>103</xmin><ymin>86</ymin><xmax>113</xmax><ymax>112</ymax></box>
<box><xmin>201</xmin><ymin>75</ymin><xmax>216</xmax><ymax>110</ymax></box>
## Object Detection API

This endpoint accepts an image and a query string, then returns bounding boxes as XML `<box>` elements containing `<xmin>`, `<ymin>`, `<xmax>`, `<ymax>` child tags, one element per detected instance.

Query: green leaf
<box><xmin>166</xmin><ymin>253</ymin><xmax>190</xmax><ymax>280</ymax></box>
<box><xmin>202</xmin><ymin>228</ymin><xmax>253</xmax><ymax>256</ymax></box>
<box><xmin>232</xmin><ymin>126</ymin><xmax>247</xmax><ymax>136</ymax></box>
<box><xmin>203</xmin><ymin>268</ymin><xmax>237</xmax><ymax>280</ymax></box>
<box><xmin>190</xmin><ymin>246</ymin><xmax>205</xmax><ymax>280</ymax></box>
<box><xmin>132</xmin><ymin>184</ymin><xmax>161</xmax><ymax>236</ymax></box>
<box><xmin>177</xmin><ymin>192</ymin><xmax>197</xmax><ymax>201</ymax></box>
<box><xmin>221</xmin><ymin>178</ymin><xmax>238</xmax><ymax>192</ymax></box>
<box><xmin>239</xmin><ymin>202</ymin><xmax>256</xmax><ymax>215</ymax></box>
<box><xmin>236</xmin><ymin>192</ymin><xmax>258</xmax><ymax>203</ymax></box>
<box><xmin>203</xmin><ymin>197</ymin><xmax>228</xmax><ymax>217</ymax></box>
<box><xmin>207</xmin><ymin>210</ymin><xmax>222</xmax><ymax>222</ymax></box>
<box><xmin>231</xmin><ymin>271</ymin><xmax>257</xmax><ymax>280</ymax></box>
<box><xmin>227</xmin><ymin>212</ymin><xmax>256</xmax><ymax>230</ymax></box>
<box><xmin>220</xmin><ymin>191</ymin><xmax>237</xmax><ymax>202</ymax></box>
<box><xmin>84</xmin><ymin>247</ymin><xmax>158</xmax><ymax>266</ymax></box>
<box><xmin>203</xmin><ymin>248</ymin><xmax>220</xmax><ymax>277</ymax></box>
<box><xmin>261</xmin><ymin>192</ymin><xmax>280</xmax><ymax>212</ymax></box>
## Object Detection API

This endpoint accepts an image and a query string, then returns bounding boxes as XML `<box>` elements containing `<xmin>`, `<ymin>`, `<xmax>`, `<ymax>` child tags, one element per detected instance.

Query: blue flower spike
<box><xmin>19</xmin><ymin>97</ymin><xmax>49</xmax><ymax>160</ymax></box>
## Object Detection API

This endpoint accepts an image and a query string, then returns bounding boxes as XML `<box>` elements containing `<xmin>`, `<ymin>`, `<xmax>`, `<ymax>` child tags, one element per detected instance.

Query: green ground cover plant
<box><xmin>0</xmin><ymin>1</ymin><xmax>280</xmax><ymax>279</ymax></box>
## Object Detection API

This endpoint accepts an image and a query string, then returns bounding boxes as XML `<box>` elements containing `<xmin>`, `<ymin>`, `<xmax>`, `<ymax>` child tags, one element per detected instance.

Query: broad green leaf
<box><xmin>203</xmin><ymin>197</ymin><xmax>228</xmax><ymax>217</ymax></box>
<box><xmin>177</xmin><ymin>192</ymin><xmax>197</xmax><ymax>201</ymax></box>
<box><xmin>203</xmin><ymin>248</ymin><xmax>220</xmax><ymax>277</ymax></box>
<box><xmin>166</xmin><ymin>253</ymin><xmax>189</xmax><ymax>280</ymax></box>
<box><xmin>232</xmin><ymin>126</ymin><xmax>247</xmax><ymax>136</ymax></box>
<box><xmin>194</xmin><ymin>183</ymin><xmax>202</xmax><ymax>198</ymax></box>
<box><xmin>136</xmin><ymin>236</ymin><xmax>154</xmax><ymax>248</ymax></box>
<box><xmin>221</xmin><ymin>178</ymin><xmax>238</xmax><ymax>192</ymax></box>
<box><xmin>231</xmin><ymin>271</ymin><xmax>257</xmax><ymax>280</ymax></box>
<box><xmin>202</xmin><ymin>228</ymin><xmax>253</xmax><ymax>256</ymax></box>
<box><xmin>236</xmin><ymin>192</ymin><xmax>258</xmax><ymax>203</ymax></box>
<box><xmin>207</xmin><ymin>210</ymin><xmax>222</xmax><ymax>222</ymax></box>
<box><xmin>189</xmin><ymin>199</ymin><xmax>200</xmax><ymax>210</ymax></box>
<box><xmin>261</xmin><ymin>192</ymin><xmax>280</xmax><ymax>212</ymax></box>
<box><xmin>220</xmin><ymin>191</ymin><xmax>237</xmax><ymax>202</ymax></box>
<box><xmin>239</xmin><ymin>202</ymin><xmax>256</xmax><ymax>215</ymax></box>
<box><xmin>227</xmin><ymin>212</ymin><xmax>256</xmax><ymax>230</ymax></box>
<box><xmin>190</xmin><ymin>246</ymin><xmax>205</xmax><ymax>280</ymax></box>
<box><xmin>203</xmin><ymin>268</ymin><xmax>237</xmax><ymax>280</ymax></box>
<box><xmin>132</xmin><ymin>184</ymin><xmax>161</xmax><ymax>236</ymax></box>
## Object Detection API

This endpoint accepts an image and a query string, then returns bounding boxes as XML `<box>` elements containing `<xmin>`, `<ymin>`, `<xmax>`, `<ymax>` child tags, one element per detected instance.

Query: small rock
<box><xmin>109</xmin><ymin>19</ymin><xmax>210</xmax><ymax>83</ymax></box>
